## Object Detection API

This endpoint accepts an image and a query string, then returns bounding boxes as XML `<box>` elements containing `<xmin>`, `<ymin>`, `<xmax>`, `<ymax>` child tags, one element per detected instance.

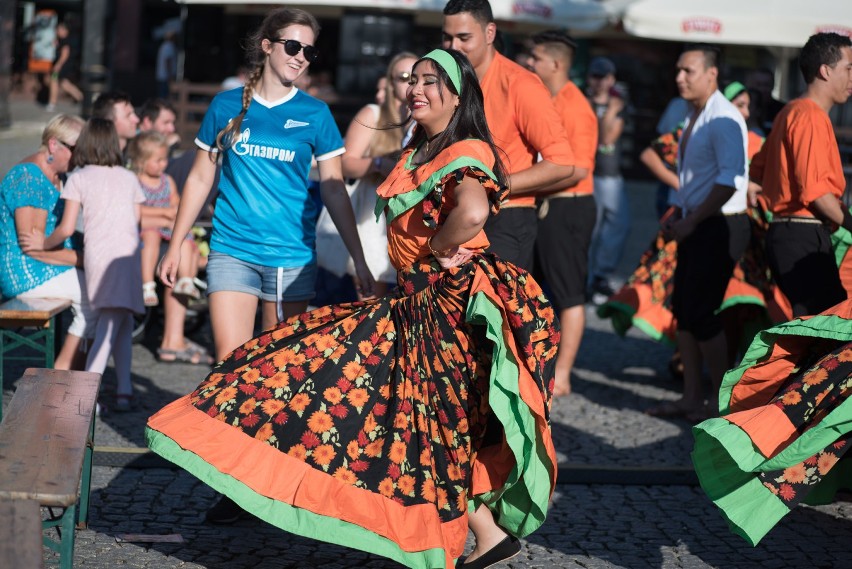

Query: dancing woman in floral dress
<box><xmin>147</xmin><ymin>49</ymin><xmax>559</xmax><ymax>569</ymax></box>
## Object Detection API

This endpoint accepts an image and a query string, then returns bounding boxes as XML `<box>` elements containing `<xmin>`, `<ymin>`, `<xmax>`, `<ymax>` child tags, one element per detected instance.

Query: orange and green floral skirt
<box><xmin>598</xmin><ymin>203</ymin><xmax>791</xmax><ymax>351</ymax></box>
<box><xmin>692</xmin><ymin>298</ymin><xmax>852</xmax><ymax>546</ymax></box>
<box><xmin>146</xmin><ymin>254</ymin><xmax>559</xmax><ymax>569</ymax></box>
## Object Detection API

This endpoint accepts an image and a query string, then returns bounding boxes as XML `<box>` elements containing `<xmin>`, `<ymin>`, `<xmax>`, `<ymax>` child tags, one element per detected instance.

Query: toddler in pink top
<box><xmin>22</xmin><ymin>118</ymin><xmax>145</xmax><ymax>412</ymax></box>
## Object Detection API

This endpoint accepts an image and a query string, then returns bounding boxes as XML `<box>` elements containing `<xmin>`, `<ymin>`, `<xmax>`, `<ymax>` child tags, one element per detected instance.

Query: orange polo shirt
<box><xmin>750</xmin><ymin>98</ymin><xmax>846</xmax><ymax>217</ymax></box>
<box><xmin>747</xmin><ymin>130</ymin><xmax>764</xmax><ymax>163</ymax></box>
<box><xmin>552</xmin><ymin>81</ymin><xmax>597</xmax><ymax>196</ymax></box>
<box><xmin>480</xmin><ymin>52</ymin><xmax>575</xmax><ymax>207</ymax></box>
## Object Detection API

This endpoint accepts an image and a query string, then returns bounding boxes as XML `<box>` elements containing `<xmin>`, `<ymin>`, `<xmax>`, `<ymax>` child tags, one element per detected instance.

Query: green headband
<box><xmin>723</xmin><ymin>81</ymin><xmax>748</xmax><ymax>102</ymax></box>
<box><xmin>422</xmin><ymin>49</ymin><xmax>463</xmax><ymax>95</ymax></box>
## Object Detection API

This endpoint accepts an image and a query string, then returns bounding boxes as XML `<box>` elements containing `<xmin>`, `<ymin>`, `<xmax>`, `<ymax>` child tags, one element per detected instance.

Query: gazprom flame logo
<box><xmin>233</xmin><ymin>128</ymin><xmax>295</xmax><ymax>162</ymax></box>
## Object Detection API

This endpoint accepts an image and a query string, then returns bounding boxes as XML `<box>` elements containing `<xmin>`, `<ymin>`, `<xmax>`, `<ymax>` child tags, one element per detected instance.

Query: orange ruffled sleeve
<box><xmin>379</xmin><ymin>140</ymin><xmax>508</xmax><ymax>270</ymax></box>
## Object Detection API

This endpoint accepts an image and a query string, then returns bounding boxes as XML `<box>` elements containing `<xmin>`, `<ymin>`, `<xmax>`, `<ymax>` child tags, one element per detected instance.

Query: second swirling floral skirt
<box><xmin>597</xmin><ymin>204</ymin><xmax>791</xmax><ymax>349</ymax></box>
<box><xmin>692</xmin><ymin>298</ymin><xmax>852</xmax><ymax>546</ymax></box>
<box><xmin>146</xmin><ymin>253</ymin><xmax>559</xmax><ymax>568</ymax></box>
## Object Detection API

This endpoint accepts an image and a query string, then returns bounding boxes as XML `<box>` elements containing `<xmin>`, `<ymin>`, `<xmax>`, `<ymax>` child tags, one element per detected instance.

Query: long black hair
<box><xmin>407</xmin><ymin>48</ymin><xmax>507</xmax><ymax>188</ymax></box>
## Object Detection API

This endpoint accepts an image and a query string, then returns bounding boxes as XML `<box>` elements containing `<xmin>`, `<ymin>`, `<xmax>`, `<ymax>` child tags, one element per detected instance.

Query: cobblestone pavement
<box><xmin>2</xmin><ymin>98</ymin><xmax>850</xmax><ymax>568</ymax></box>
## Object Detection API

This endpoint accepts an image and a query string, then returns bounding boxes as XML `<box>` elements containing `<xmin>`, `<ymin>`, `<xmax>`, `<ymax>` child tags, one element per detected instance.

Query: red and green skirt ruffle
<box><xmin>146</xmin><ymin>254</ymin><xmax>559</xmax><ymax>568</ymax></box>
<box><xmin>692</xmin><ymin>298</ymin><xmax>852</xmax><ymax>545</ymax></box>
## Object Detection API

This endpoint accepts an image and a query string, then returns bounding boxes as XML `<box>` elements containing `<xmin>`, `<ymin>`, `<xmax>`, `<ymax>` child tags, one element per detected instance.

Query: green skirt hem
<box><xmin>465</xmin><ymin>290</ymin><xmax>553</xmax><ymax>538</ymax></box>
<box><xmin>146</xmin><ymin>428</ymin><xmax>448</xmax><ymax>569</ymax></box>
<box><xmin>596</xmin><ymin>300</ymin><xmax>636</xmax><ymax>338</ymax></box>
<box><xmin>719</xmin><ymin>312</ymin><xmax>852</xmax><ymax>414</ymax></box>
<box><xmin>692</xmin><ymin>421</ymin><xmax>791</xmax><ymax>545</ymax></box>
<box><xmin>695</xmin><ymin>309</ymin><xmax>852</xmax><ymax>545</ymax></box>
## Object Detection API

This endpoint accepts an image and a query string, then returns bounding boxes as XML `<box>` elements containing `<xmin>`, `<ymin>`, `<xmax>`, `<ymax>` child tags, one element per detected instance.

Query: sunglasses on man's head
<box><xmin>270</xmin><ymin>38</ymin><xmax>319</xmax><ymax>63</ymax></box>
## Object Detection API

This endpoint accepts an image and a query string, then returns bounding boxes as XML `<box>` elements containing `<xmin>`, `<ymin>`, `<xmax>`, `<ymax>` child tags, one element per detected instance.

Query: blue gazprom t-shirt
<box><xmin>196</xmin><ymin>87</ymin><xmax>345</xmax><ymax>267</ymax></box>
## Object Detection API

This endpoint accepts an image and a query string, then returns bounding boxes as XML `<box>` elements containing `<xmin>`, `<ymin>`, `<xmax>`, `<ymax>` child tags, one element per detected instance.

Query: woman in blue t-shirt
<box><xmin>159</xmin><ymin>8</ymin><xmax>374</xmax><ymax>364</ymax></box>
<box><xmin>0</xmin><ymin>114</ymin><xmax>94</xmax><ymax>369</ymax></box>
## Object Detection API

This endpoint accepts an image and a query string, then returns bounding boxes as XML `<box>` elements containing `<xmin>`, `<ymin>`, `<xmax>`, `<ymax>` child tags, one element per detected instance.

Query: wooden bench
<box><xmin>0</xmin><ymin>499</ymin><xmax>44</xmax><ymax>568</ymax></box>
<box><xmin>0</xmin><ymin>368</ymin><xmax>101</xmax><ymax>569</ymax></box>
<box><xmin>0</xmin><ymin>298</ymin><xmax>72</xmax><ymax>419</ymax></box>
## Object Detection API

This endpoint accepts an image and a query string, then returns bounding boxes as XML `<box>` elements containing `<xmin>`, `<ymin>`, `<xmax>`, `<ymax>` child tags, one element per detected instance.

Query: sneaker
<box><xmin>589</xmin><ymin>277</ymin><xmax>616</xmax><ymax>306</ymax></box>
<box><xmin>205</xmin><ymin>496</ymin><xmax>245</xmax><ymax>525</ymax></box>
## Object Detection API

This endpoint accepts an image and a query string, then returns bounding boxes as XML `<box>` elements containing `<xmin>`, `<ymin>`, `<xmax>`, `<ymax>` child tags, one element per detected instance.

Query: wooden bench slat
<box><xmin>0</xmin><ymin>369</ymin><xmax>100</xmax><ymax>506</ymax></box>
<box><xmin>0</xmin><ymin>499</ymin><xmax>44</xmax><ymax>569</ymax></box>
<box><xmin>0</xmin><ymin>298</ymin><xmax>72</xmax><ymax>323</ymax></box>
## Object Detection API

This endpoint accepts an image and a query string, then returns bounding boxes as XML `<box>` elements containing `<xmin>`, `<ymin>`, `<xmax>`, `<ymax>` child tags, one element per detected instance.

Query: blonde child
<box><xmin>128</xmin><ymin>131</ymin><xmax>200</xmax><ymax>306</ymax></box>
<box><xmin>22</xmin><ymin>118</ymin><xmax>145</xmax><ymax>412</ymax></box>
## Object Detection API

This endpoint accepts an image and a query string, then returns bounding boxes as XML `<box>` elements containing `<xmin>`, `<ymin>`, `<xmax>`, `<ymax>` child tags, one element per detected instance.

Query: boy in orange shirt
<box><xmin>442</xmin><ymin>0</ymin><xmax>575</xmax><ymax>271</ymax></box>
<box><xmin>751</xmin><ymin>32</ymin><xmax>852</xmax><ymax>317</ymax></box>
<box><xmin>527</xmin><ymin>30</ymin><xmax>598</xmax><ymax>398</ymax></box>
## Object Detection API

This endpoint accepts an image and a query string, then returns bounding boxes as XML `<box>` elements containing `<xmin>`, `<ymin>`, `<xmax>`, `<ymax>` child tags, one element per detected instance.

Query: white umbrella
<box><xmin>491</xmin><ymin>0</ymin><xmax>612</xmax><ymax>31</ymax></box>
<box><xmin>623</xmin><ymin>0</ymin><xmax>852</xmax><ymax>48</ymax></box>
<box><xmin>176</xmin><ymin>0</ymin><xmax>614</xmax><ymax>31</ymax></box>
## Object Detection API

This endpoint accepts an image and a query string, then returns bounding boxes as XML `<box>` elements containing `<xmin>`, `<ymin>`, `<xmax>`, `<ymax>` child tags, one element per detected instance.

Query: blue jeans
<box><xmin>206</xmin><ymin>250</ymin><xmax>317</xmax><ymax>303</ymax></box>
<box><xmin>589</xmin><ymin>175</ymin><xmax>631</xmax><ymax>282</ymax></box>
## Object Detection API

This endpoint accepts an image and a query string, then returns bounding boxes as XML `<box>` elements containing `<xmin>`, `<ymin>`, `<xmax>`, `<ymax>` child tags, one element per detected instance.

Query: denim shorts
<box><xmin>206</xmin><ymin>250</ymin><xmax>317</xmax><ymax>303</ymax></box>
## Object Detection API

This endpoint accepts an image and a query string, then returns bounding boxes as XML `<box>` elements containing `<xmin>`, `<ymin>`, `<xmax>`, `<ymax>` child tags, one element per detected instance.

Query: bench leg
<box><xmin>45</xmin><ymin>318</ymin><xmax>56</xmax><ymax>368</ymax></box>
<box><xmin>0</xmin><ymin>318</ymin><xmax>60</xmax><ymax>423</ymax></box>
<box><xmin>77</xmin><ymin>409</ymin><xmax>96</xmax><ymax>529</ymax></box>
<box><xmin>43</xmin><ymin>504</ymin><xmax>77</xmax><ymax>569</ymax></box>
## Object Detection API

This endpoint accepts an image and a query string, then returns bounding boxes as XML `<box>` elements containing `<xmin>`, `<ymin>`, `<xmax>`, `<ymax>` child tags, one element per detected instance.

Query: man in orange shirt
<box><xmin>751</xmin><ymin>32</ymin><xmax>852</xmax><ymax>317</ymax></box>
<box><xmin>442</xmin><ymin>0</ymin><xmax>575</xmax><ymax>271</ymax></box>
<box><xmin>527</xmin><ymin>30</ymin><xmax>597</xmax><ymax>398</ymax></box>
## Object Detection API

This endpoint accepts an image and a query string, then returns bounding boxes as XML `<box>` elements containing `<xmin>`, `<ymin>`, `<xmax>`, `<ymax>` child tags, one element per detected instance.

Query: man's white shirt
<box><xmin>676</xmin><ymin>90</ymin><xmax>748</xmax><ymax>215</ymax></box>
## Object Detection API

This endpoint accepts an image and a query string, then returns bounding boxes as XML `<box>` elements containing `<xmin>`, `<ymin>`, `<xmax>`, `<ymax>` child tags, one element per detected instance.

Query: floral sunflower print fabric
<box><xmin>757</xmin><ymin>340</ymin><xmax>852</xmax><ymax>505</ymax></box>
<box><xmin>692</xmin><ymin>301</ymin><xmax>852</xmax><ymax>546</ymax></box>
<box><xmin>148</xmin><ymin>150</ymin><xmax>559</xmax><ymax>567</ymax></box>
<box><xmin>598</xmin><ymin>200</ymin><xmax>789</xmax><ymax>345</ymax></box>
<box><xmin>189</xmin><ymin>254</ymin><xmax>557</xmax><ymax>524</ymax></box>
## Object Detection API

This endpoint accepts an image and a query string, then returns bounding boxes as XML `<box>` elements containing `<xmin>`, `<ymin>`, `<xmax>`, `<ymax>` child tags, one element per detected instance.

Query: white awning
<box><xmin>175</xmin><ymin>0</ymin><xmax>616</xmax><ymax>32</ymax></box>
<box><xmin>623</xmin><ymin>0</ymin><xmax>852</xmax><ymax>47</ymax></box>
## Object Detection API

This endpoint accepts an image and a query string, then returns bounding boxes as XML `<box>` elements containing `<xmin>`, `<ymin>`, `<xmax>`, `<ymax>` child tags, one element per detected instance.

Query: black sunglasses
<box><xmin>58</xmin><ymin>140</ymin><xmax>76</xmax><ymax>152</ymax></box>
<box><xmin>394</xmin><ymin>72</ymin><xmax>411</xmax><ymax>83</ymax></box>
<box><xmin>270</xmin><ymin>38</ymin><xmax>319</xmax><ymax>63</ymax></box>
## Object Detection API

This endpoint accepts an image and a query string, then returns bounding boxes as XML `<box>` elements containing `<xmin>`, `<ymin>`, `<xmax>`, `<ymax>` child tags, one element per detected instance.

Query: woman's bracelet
<box><xmin>427</xmin><ymin>235</ymin><xmax>453</xmax><ymax>258</ymax></box>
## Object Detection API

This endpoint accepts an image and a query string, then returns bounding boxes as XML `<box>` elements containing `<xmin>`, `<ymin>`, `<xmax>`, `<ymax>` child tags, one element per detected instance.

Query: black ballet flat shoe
<box><xmin>456</xmin><ymin>536</ymin><xmax>521</xmax><ymax>569</ymax></box>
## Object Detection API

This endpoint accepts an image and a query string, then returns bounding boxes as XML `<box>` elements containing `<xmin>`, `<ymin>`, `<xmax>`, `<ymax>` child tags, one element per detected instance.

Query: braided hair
<box><xmin>215</xmin><ymin>8</ymin><xmax>320</xmax><ymax>151</ymax></box>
